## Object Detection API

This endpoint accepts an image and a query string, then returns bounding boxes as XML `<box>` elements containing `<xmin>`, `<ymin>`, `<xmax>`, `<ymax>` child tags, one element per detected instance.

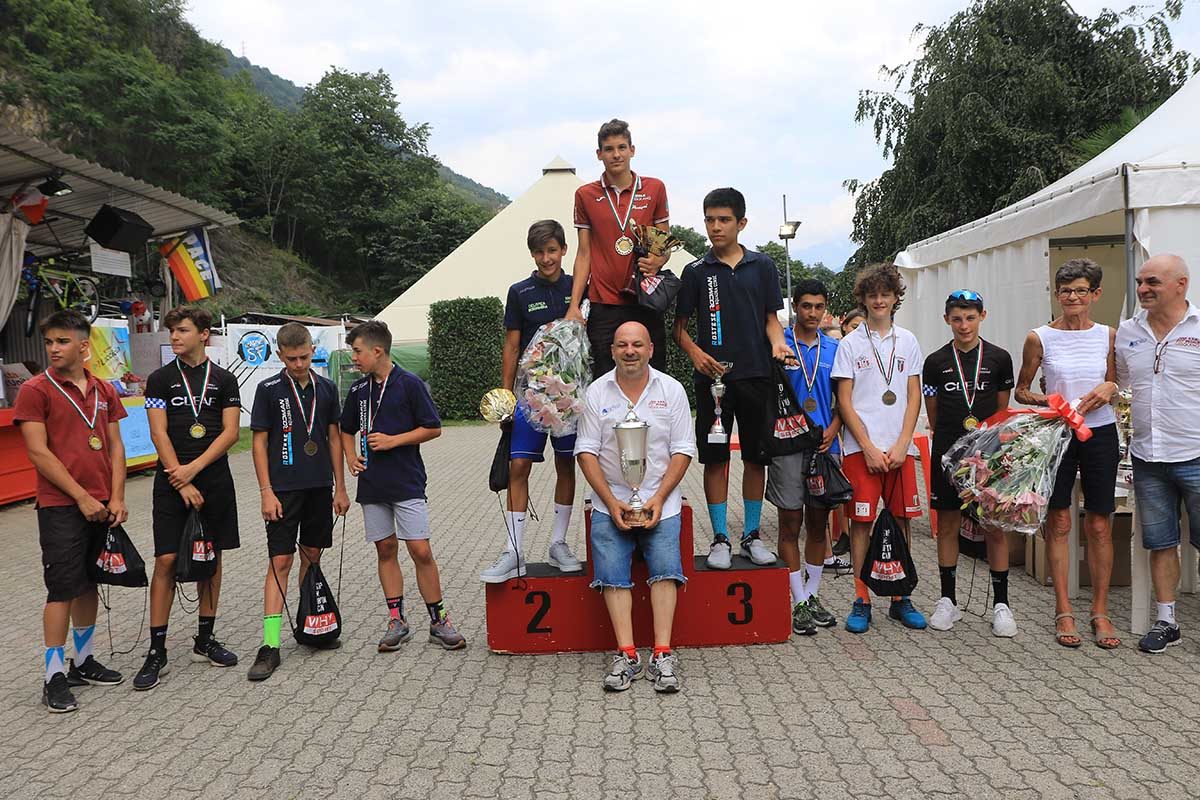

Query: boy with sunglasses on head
<box><xmin>921</xmin><ymin>290</ymin><xmax>1016</xmax><ymax>636</ymax></box>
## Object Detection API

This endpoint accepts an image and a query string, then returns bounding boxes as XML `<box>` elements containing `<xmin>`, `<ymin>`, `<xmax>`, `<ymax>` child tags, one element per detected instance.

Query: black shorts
<box><xmin>1049</xmin><ymin>423</ymin><xmax>1120</xmax><ymax>514</ymax></box>
<box><xmin>587</xmin><ymin>302</ymin><xmax>667</xmax><ymax>377</ymax></box>
<box><xmin>695</xmin><ymin>377</ymin><xmax>772</xmax><ymax>465</ymax></box>
<box><xmin>153</xmin><ymin>459</ymin><xmax>241</xmax><ymax>557</ymax></box>
<box><xmin>38</xmin><ymin>506</ymin><xmax>104</xmax><ymax>603</ymax></box>
<box><xmin>930</xmin><ymin>433</ymin><xmax>965</xmax><ymax>511</ymax></box>
<box><xmin>266</xmin><ymin>487</ymin><xmax>334</xmax><ymax>557</ymax></box>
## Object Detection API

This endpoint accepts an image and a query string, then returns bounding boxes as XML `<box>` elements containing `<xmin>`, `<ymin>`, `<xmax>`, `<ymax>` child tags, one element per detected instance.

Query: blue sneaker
<box><xmin>845</xmin><ymin>599</ymin><xmax>872</xmax><ymax>633</ymax></box>
<box><xmin>888</xmin><ymin>598</ymin><xmax>927</xmax><ymax>629</ymax></box>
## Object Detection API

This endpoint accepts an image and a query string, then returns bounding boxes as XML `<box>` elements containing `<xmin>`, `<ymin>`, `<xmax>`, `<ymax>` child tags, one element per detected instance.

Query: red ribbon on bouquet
<box><xmin>981</xmin><ymin>393</ymin><xmax>1093</xmax><ymax>441</ymax></box>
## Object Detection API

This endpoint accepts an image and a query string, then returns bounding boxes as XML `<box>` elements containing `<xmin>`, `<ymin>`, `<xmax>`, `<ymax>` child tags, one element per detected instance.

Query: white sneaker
<box><xmin>479</xmin><ymin>550</ymin><xmax>525</xmax><ymax>583</ymax></box>
<box><xmin>929</xmin><ymin>597</ymin><xmax>963</xmax><ymax>631</ymax></box>
<box><xmin>548</xmin><ymin>542</ymin><xmax>583</xmax><ymax>573</ymax></box>
<box><xmin>991</xmin><ymin>603</ymin><xmax>1018</xmax><ymax>638</ymax></box>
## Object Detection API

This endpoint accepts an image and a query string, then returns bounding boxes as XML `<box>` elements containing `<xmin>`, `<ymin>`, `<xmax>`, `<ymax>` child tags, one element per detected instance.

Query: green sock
<box><xmin>263</xmin><ymin>614</ymin><xmax>282</xmax><ymax>648</ymax></box>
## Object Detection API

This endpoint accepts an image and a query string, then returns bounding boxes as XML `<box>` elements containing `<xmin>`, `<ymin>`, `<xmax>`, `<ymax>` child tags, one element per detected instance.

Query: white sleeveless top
<box><xmin>1034</xmin><ymin>323</ymin><xmax>1117</xmax><ymax>428</ymax></box>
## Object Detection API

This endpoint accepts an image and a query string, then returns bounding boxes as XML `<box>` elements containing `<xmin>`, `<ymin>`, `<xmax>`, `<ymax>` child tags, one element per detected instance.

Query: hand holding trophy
<box><xmin>613</xmin><ymin>406</ymin><xmax>651</xmax><ymax>528</ymax></box>
<box><xmin>622</xmin><ymin>224</ymin><xmax>685</xmax><ymax>296</ymax></box>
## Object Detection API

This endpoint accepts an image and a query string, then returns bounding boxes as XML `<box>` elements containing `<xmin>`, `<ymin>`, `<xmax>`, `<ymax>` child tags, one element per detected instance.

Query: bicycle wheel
<box><xmin>24</xmin><ymin>290</ymin><xmax>41</xmax><ymax>337</ymax></box>
<box><xmin>70</xmin><ymin>277</ymin><xmax>101</xmax><ymax>322</ymax></box>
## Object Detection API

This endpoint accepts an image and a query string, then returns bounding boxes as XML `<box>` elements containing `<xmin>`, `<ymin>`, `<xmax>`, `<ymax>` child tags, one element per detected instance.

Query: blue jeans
<box><xmin>1132</xmin><ymin>456</ymin><xmax>1200</xmax><ymax>550</ymax></box>
<box><xmin>589</xmin><ymin>512</ymin><xmax>686</xmax><ymax>589</ymax></box>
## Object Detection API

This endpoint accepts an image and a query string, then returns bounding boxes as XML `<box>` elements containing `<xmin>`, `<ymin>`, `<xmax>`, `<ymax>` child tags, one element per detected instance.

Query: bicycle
<box><xmin>20</xmin><ymin>258</ymin><xmax>101</xmax><ymax>336</ymax></box>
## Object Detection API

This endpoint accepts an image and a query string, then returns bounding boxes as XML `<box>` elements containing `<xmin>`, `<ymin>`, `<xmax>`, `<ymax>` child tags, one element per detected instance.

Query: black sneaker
<box><xmin>192</xmin><ymin>636</ymin><xmax>238</xmax><ymax>667</ymax></box>
<box><xmin>832</xmin><ymin>531</ymin><xmax>850</xmax><ymax>556</ymax></box>
<box><xmin>807</xmin><ymin>595</ymin><xmax>838</xmax><ymax>628</ymax></box>
<box><xmin>133</xmin><ymin>648</ymin><xmax>168</xmax><ymax>691</ymax></box>
<box><xmin>247</xmin><ymin>646</ymin><xmax>281</xmax><ymax>682</ymax></box>
<box><xmin>67</xmin><ymin>656</ymin><xmax>124</xmax><ymax>687</ymax></box>
<box><xmin>791</xmin><ymin>601</ymin><xmax>817</xmax><ymax>636</ymax></box>
<box><xmin>1138</xmin><ymin>620</ymin><xmax>1181</xmax><ymax>654</ymax></box>
<box><xmin>42</xmin><ymin>673</ymin><xmax>78</xmax><ymax>713</ymax></box>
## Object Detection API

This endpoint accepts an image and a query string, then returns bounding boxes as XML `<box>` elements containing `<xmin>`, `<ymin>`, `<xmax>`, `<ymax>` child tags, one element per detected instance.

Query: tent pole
<box><xmin>1122</xmin><ymin>164</ymin><xmax>1137</xmax><ymax>319</ymax></box>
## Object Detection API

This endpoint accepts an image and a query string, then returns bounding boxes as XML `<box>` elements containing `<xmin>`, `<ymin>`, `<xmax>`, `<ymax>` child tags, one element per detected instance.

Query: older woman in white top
<box><xmin>1016</xmin><ymin>258</ymin><xmax>1121</xmax><ymax>650</ymax></box>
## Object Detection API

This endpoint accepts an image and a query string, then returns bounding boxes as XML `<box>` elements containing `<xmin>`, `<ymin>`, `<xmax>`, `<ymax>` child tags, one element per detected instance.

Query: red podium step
<box><xmin>485</xmin><ymin>501</ymin><xmax>791</xmax><ymax>654</ymax></box>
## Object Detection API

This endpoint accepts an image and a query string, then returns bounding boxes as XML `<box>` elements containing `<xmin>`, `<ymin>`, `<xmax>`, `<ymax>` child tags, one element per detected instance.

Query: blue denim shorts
<box><xmin>588</xmin><ymin>511</ymin><xmax>686</xmax><ymax>589</ymax></box>
<box><xmin>1132</xmin><ymin>456</ymin><xmax>1200</xmax><ymax>550</ymax></box>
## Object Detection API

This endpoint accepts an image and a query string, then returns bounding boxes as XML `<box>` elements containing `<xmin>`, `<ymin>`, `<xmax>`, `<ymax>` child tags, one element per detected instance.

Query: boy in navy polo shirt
<box><xmin>16</xmin><ymin>309</ymin><xmax>128</xmax><ymax>712</ymax></box>
<box><xmin>674</xmin><ymin>187</ymin><xmax>794</xmax><ymax>570</ymax></box>
<box><xmin>481</xmin><ymin>220</ymin><xmax>582</xmax><ymax>582</ymax></box>
<box><xmin>766</xmin><ymin>280</ymin><xmax>843</xmax><ymax>635</ymax></box>
<box><xmin>248</xmin><ymin>323</ymin><xmax>351</xmax><ymax>681</ymax></box>
<box><xmin>340</xmin><ymin>321</ymin><xmax>466</xmax><ymax>651</ymax></box>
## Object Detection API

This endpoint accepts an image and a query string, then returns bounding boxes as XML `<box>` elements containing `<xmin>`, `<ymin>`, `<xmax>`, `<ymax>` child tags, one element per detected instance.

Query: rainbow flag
<box><xmin>160</xmin><ymin>228</ymin><xmax>222</xmax><ymax>301</ymax></box>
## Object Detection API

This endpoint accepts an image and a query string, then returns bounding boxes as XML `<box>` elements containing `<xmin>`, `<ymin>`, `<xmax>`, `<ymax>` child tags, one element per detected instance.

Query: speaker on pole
<box><xmin>85</xmin><ymin>204</ymin><xmax>154</xmax><ymax>253</ymax></box>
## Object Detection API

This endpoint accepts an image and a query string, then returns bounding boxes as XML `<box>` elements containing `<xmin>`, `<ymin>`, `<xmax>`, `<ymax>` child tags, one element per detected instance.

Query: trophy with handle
<box><xmin>707</xmin><ymin>361</ymin><xmax>733</xmax><ymax>444</ymax></box>
<box><xmin>622</xmin><ymin>224</ymin><xmax>685</xmax><ymax>297</ymax></box>
<box><xmin>613</xmin><ymin>406</ymin><xmax>651</xmax><ymax>527</ymax></box>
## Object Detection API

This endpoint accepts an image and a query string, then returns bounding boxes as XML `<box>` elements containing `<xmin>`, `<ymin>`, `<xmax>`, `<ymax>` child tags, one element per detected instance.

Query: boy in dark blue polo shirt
<box><xmin>247</xmin><ymin>323</ymin><xmax>351</xmax><ymax>681</ymax></box>
<box><xmin>339</xmin><ymin>321</ymin><xmax>466</xmax><ymax>651</ymax></box>
<box><xmin>675</xmin><ymin>188</ymin><xmax>794</xmax><ymax>571</ymax></box>
<box><xmin>481</xmin><ymin>220</ymin><xmax>582</xmax><ymax>583</ymax></box>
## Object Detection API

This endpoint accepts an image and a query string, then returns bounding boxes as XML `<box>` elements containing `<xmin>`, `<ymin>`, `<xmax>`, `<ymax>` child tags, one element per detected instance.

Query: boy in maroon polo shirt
<box><xmin>566</xmin><ymin>118</ymin><xmax>672</xmax><ymax>376</ymax></box>
<box><xmin>16</xmin><ymin>309</ymin><xmax>128</xmax><ymax>713</ymax></box>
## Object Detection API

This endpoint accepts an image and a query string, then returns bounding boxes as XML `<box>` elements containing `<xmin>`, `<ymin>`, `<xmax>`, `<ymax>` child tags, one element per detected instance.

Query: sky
<box><xmin>185</xmin><ymin>0</ymin><xmax>1200</xmax><ymax>269</ymax></box>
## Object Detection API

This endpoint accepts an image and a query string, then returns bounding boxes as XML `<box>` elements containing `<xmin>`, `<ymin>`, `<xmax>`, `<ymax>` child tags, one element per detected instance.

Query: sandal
<box><xmin>1089</xmin><ymin>615</ymin><xmax>1121</xmax><ymax>650</ymax></box>
<box><xmin>1054</xmin><ymin>612</ymin><xmax>1082</xmax><ymax>648</ymax></box>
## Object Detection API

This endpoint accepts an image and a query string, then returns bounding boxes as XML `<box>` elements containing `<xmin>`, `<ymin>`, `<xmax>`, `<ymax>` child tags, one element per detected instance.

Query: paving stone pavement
<box><xmin>1</xmin><ymin>424</ymin><xmax>1198</xmax><ymax>799</ymax></box>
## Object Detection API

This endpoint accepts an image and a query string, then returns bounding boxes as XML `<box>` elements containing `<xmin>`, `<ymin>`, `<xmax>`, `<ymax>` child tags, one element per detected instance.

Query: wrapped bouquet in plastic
<box><xmin>517</xmin><ymin>319</ymin><xmax>591</xmax><ymax>436</ymax></box>
<box><xmin>941</xmin><ymin>394</ymin><xmax>1091</xmax><ymax>534</ymax></box>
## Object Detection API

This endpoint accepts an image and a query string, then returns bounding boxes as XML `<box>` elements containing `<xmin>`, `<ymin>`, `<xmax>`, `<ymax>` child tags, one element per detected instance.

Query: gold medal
<box><xmin>882</xmin><ymin>390</ymin><xmax>897</xmax><ymax>406</ymax></box>
<box><xmin>304</xmin><ymin>440</ymin><xmax>319</xmax><ymax>457</ymax></box>
<box><xmin>803</xmin><ymin>397</ymin><xmax>818</xmax><ymax>413</ymax></box>
<box><xmin>189</xmin><ymin>422</ymin><xmax>207</xmax><ymax>439</ymax></box>
<box><xmin>615</xmin><ymin>236</ymin><xmax>634</xmax><ymax>256</ymax></box>
<box><xmin>88</xmin><ymin>434</ymin><xmax>103</xmax><ymax>451</ymax></box>
<box><xmin>963</xmin><ymin>416</ymin><xmax>980</xmax><ymax>431</ymax></box>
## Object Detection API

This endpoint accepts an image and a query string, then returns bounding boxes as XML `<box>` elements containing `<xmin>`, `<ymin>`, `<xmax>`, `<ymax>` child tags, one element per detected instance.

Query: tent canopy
<box><xmin>374</xmin><ymin>157</ymin><xmax>697</xmax><ymax>342</ymax></box>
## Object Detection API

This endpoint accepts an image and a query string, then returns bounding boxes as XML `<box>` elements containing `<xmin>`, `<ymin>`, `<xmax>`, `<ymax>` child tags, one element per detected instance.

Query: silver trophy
<box><xmin>707</xmin><ymin>361</ymin><xmax>734</xmax><ymax>444</ymax></box>
<box><xmin>613</xmin><ymin>406</ymin><xmax>651</xmax><ymax>527</ymax></box>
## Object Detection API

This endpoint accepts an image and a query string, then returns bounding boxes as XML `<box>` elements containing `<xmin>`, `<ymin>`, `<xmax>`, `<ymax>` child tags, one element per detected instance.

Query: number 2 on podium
<box><xmin>525</xmin><ymin>590</ymin><xmax>552</xmax><ymax>634</ymax></box>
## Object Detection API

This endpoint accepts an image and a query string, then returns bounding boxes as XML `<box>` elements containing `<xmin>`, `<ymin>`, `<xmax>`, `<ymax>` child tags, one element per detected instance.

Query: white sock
<box><xmin>789</xmin><ymin>570</ymin><xmax>807</xmax><ymax>604</ymax></box>
<box><xmin>45</xmin><ymin>647</ymin><xmax>65</xmax><ymax>682</ymax></box>
<box><xmin>504</xmin><ymin>511</ymin><xmax>526</xmax><ymax>555</ymax></box>
<box><xmin>805</xmin><ymin>563</ymin><xmax>824</xmax><ymax>599</ymax></box>
<box><xmin>71</xmin><ymin>624</ymin><xmax>95</xmax><ymax>664</ymax></box>
<box><xmin>1157</xmin><ymin>601</ymin><xmax>1177</xmax><ymax>626</ymax></box>
<box><xmin>552</xmin><ymin>503</ymin><xmax>573</xmax><ymax>545</ymax></box>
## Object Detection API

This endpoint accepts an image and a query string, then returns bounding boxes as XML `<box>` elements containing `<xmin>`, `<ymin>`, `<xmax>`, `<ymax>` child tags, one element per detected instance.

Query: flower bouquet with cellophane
<box><xmin>941</xmin><ymin>394</ymin><xmax>1089</xmax><ymax>534</ymax></box>
<box><xmin>517</xmin><ymin>319</ymin><xmax>591</xmax><ymax>436</ymax></box>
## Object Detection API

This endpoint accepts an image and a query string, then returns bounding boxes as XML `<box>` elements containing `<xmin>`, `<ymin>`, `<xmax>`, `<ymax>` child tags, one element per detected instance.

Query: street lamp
<box><xmin>778</xmin><ymin>195</ymin><xmax>801</xmax><ymax>326</ymax></box>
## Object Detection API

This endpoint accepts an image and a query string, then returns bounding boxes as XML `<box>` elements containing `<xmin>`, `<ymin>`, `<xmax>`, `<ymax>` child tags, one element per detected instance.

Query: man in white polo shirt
<box><xmin>1115</xmin><ymin>254</ymin><xmax>1200</xmax><ymax>654</ymax></box>
<box><xmin>575</xmin><ymin>321</ymin><xmax>696</xmax><ymax>693</ymax></box>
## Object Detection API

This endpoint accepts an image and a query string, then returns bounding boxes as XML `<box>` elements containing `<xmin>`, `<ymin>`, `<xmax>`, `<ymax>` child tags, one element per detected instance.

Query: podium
<box><xmin>485</xmin><ymin>501</ymin><xmax>792</xmax><ymax>654</ymax></box>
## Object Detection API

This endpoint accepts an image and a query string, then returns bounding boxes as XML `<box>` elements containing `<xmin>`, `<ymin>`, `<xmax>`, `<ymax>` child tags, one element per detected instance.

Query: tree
<box><xmin>846</xmin><ymin>0</ymin><xmax>1198</xmax><ymax>265</ymax></box>
<box><xmin>670</xmin><ymin>225</ymin><xmax>708</xmax><ymax>258</ymax></box>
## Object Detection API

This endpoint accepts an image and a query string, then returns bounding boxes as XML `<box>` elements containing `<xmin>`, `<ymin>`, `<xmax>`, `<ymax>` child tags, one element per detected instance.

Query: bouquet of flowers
<box><xmin>941</xmin><ymin>395</ymin><xmax>1090</xmax><ymax>534</ymax></box>
<box><xmin>517</xmin><ymin>319</ymin><xmax>591</xmax><ymax>436</ymax></box>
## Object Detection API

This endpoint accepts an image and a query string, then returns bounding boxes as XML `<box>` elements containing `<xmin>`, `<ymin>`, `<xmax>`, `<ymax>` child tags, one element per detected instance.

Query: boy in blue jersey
<box><xmin>481</xmin><ymin>220</ymin><xmax>582</xmax><ymax>582</ymax></box>
<box><xmin>766</xmin><ymin>280</ymin><xmax>842</xmax><ymax>635</ymax></box>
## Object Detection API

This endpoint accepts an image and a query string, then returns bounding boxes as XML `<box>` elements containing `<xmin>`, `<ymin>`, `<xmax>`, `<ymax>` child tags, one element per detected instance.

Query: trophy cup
<box><xmin>479</xmin><ymin>388</ymin><xmax>517</xmax><ymax>423</ymax></box>
<box><xmin>613</xmin><ymin>406</ymin><xmax>651</xmax><ymax>527</ymax></box>
<box><xmin>707</xmin><ymin>361</ymin><xmax>733</xmax><ymax>444</ymax></box>
<box><xmin>622</xmin><ymin>224</ymin><xmax>685</xmax><ymax>297</ymax></box>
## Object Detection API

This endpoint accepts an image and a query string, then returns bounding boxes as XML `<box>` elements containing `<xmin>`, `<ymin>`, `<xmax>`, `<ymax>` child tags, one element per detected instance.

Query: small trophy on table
<box><xmin>621</xmin><ymin>224</ymin><xmax>685</xmax><ymax>297</ymax></box>
<box><xmin>707</xmin><ymin>361</ymin><xmax>733</xmax><ymax>444</ymax></box>
<box><xmin>614</xmin><ymin>406</ymin><xmax>651</xmax><ymax>527</ymax></box>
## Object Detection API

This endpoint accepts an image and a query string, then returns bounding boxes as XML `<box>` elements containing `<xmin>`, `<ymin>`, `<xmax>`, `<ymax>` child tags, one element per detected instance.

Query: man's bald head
<box><xmin>611</xmin><ymin>321</ymin><xmax>653</xmax><ymax>379</ymax></box>
<box><xmin>1136</xmin><ymin>253</ymin><xmax>1190</xmax><ymax>315</ymax></box>
<box><xmin>614</xmin><ymin>321</ymin><xmax>650</xmax><ymax>344</ymax></box>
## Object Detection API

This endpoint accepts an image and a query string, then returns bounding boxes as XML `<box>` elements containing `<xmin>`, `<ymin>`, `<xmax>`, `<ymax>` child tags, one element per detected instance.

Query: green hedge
<box><xmin>662</xmin><ymin>309</ymin><xmax>698</xmax><ymax>410</ymax></box>
<box><xmin>428</xmin><ymin>297</ymin><xmax>504</xmax><ymax>420</ymax></box>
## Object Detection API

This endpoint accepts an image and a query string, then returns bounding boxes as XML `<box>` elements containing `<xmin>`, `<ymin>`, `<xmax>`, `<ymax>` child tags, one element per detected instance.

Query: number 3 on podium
<box><xmin>727</xmin><ymin>582</ymin><xmax>753</xmax><ymax>625</ymax></box>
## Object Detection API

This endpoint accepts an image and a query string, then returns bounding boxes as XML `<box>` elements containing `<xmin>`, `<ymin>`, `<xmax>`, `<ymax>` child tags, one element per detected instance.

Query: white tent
<box><xmin>375</xmin><ymin>156</ymin><xmax>697</xmax><ymax>342</ymax></box>
<box><xmin>895</xmin><ymin>76</ymin><xmax>1200</xmax><ymax>363</ymax></box>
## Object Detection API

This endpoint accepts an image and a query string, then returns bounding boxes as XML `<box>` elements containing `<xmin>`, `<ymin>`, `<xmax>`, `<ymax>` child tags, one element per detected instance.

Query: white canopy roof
<box><xmin>375</xmin><ymin>157</ymin><xmax>696</xmax><ymax>342</ymax></box>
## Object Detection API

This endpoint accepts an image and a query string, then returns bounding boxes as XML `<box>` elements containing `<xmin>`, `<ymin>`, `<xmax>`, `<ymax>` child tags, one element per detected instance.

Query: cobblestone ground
<box><xmin>1</xmin><ymin>425</ymin><xmax>1197</xmax><ymax>799</ymax></box>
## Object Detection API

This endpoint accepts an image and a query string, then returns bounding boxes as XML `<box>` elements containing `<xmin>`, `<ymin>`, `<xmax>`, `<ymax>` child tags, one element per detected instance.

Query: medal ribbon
<box><xmin>287</xmin><ymin>371</ymin><xmax>318</xmax><ymax>439</ymax></box>
<box><xmin>951</xmin><ymin>341</ymin><xmax>984</xmax><ymax>415</ymax></box>
<box><xmin>865</xmin><ymin>327</ymin><xmax>897</xmax><ymax>389</ymax></box>
<box><xmin>367</xmin><ymin>373</ymin><xmax>389</xmax><ymax>434</ymax></box>
<box><xmin>175</xmin><ymin>358</ymin><xmax>212</xmax><ymax>423</ymax></box>
<box><xmin>602</xmin><ymin>173</ymin><xmax>641</xmax><ymax>239</ymax></box>
<box><xmin>44</xmin><ymin>370</ymin><xmax>99</xmax><ymax>431</ymax></box>
<box><xmin>791</xmin><ymin>330</ymin><xmax>820</xmax><ymax>397</ymax></box>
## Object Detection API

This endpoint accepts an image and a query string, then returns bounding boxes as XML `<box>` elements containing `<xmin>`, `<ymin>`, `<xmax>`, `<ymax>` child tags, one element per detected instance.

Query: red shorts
<box><xmin>842</xmin><ymin>453</ymin><xmax>922</xmax><ymax>523</ymax></box>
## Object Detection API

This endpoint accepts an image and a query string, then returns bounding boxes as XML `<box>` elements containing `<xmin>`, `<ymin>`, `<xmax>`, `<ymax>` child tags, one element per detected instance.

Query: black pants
<box><xmin>587</xmin><ymin>303</ymin><xmax>666</xmax><ymax>377</ymax></box>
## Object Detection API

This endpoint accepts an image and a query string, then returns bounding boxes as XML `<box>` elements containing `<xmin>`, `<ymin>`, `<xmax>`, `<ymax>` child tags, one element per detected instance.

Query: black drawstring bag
<box><xmin>489</xmin><ymin>419</ymin><xmax>513</xmax><ymax>493</ymax></box>
<box><xmin>805</xmin><ymin>452</ymin><xmax>854</xmax><ymax>508</ymax></box>
<box><xmin>175</xmin><ymin>510</ymin><xmax>217</xmax><ymax>582</ymax></box>
<box><xmin>859</xmin><ymin>470</ymin><xmax>919</xmax><ymax>596</ymax></box>
<box><xmin>87</xmin><ymin>524</ymin><xmax>148</xmax><ymax>588</ymax></box>
<box><xmin>294</xmin><ymin>561</ymin><xmax>342</xmax><ymax>647</ymax></box>
<box><xmin>636</xmin><ymin>269</ymin><xmax>682</xmax><ymax>313</ymax></box>
<box><xmin>760</xmin><ymin>363</ymin><xmax>822</xmax><ymax>459</ymax></box>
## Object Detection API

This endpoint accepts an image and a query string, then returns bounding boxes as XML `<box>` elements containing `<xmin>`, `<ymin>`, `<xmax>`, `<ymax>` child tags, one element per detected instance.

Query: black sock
<box><xmin>426</xmin><ymin>600</ymin><xmax>446</xmax><ymax>624</ymax></box>
<box><xmin>991</xmin><ymin>570</ymin><xmax>1009</xmax><ymax>607</ymax></box>
<box><xmin>150</xmin><ymin>625</ymin><xmax>167</xmax><ymax>654</ymax></box>
<box><xmin>939</xmin><ymin>566</ymin><xmax>957</xmax><ymax>605</ymax></box>
<box><xmin>197</xmin><ymin>615</ymin><xmax>215</xmax><ymax>643</ymax></box>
